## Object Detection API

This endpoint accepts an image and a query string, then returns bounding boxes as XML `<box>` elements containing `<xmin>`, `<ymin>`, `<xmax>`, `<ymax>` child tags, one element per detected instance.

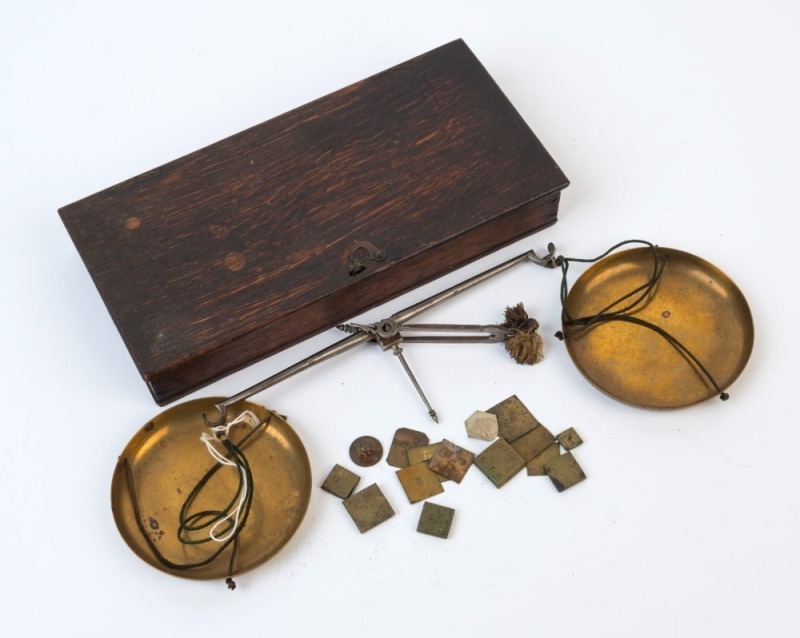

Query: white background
<box><xmin>2</xmin><ymin>1</ymin><xmax>798</xmax><ymax>636</ymax></box>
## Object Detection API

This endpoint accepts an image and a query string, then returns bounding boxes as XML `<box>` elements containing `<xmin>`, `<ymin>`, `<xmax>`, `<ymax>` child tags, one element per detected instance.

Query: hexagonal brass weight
<box><xmin>464</xmin><ymin>410</ymin><xmax>499</xmax><ymax>441</ymax></box>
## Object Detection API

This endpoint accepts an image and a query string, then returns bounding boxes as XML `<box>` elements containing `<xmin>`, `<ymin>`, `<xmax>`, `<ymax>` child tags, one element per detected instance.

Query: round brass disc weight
<box><xmin>563</xmin><ymin>247</ymin><xmax>754</xmax><ymax>409</ymax></box>
<box><xmin>111</xmin><ymin>398</ymin><xmax>311</xmax><ymax>579</ymax></box>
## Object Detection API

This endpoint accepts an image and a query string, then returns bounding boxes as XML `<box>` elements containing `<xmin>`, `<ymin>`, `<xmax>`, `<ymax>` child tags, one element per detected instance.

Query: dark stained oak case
<box><xmin>59</xmin><ymin>40</ymin><xmax>569</xmax><ymax>405</ymax></box>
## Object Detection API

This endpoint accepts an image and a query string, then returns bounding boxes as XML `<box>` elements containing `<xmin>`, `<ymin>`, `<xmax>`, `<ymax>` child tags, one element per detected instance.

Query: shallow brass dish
<box><xmin>563</xmin><ymin>247</ymin><xmax>753</xmax><ymax>409</ymax></box>
<box><xmin>111</xmin><ymin>398</ymin><xmax>311</xmax><ymax>579</ymax></box>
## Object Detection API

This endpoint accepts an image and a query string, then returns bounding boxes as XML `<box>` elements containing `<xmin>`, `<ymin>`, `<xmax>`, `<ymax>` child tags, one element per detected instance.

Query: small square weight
<box><xmin>545</xmin><ymin>452</ymin><xmax>587</xmax><ymax>492</ymax></box>
<box><xmin>343</xmin><ymin>484</ymin><xmax>395</xmax><ymax>533</ymax></box>
<box><xmin>428</xmin><ymin>439</ymin><xmax>474</xmax><ymax>484</ymax></box>
<box><xmin>556</xmin><ymin>427</ymin><xmax>583</xmax><ymax>450</ymax></box>
<box><xmin>486</xmin><ymin>395</ymin><xmax>542</xmax><ymax>442</ymax></box>
<box><xmin>511</xmin><ymin>426</ymin><xmax>556</xmax><ymax>462</ymax></box>
<box><xmin>474</xmin><ymin>438</ymin><xmax>526</xmax><ymax>488</ymax></box>
<box><xmin>416</xmin><ymin>502</ymin><xmax>455</xmax><ymax>539</ymax></box>
<box><xmin>526</xmin><ymin>443</ymin><xmax>561</xmax><ymax>476</ymax></box>
<box><xmin>396</xmin><ymin>462</ymin><xmax>445</xmax><ymax>503</ymax></box>
<box><xmin>407</xmin><ymin>442</ymin><xmax>441</xmax><ymax>466</ymax></box>
<box><xmin>387</xmin><ymin>428</ymin><xmax>430</xmax><ymax>468</ymax></box>
<box><xmin>321</xmin><ymin>464</ymin><xmax>360</xmax><ymax>499</ymax></box>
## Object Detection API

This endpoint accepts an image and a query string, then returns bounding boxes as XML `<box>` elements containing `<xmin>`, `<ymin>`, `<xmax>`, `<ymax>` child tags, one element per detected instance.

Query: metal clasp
<box><xmin>348</xmin><ymin>240</ymin><xmax>387</xmax><ymax>276</ymax></box>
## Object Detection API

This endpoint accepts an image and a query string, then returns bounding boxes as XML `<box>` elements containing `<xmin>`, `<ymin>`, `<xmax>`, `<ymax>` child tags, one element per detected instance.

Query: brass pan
<box><xmin>563</xmin><ymin>247</ymin><xmax>754</xmax><ymax>409</ymax></box>
<box><xmin>111</xmin><ymin>398</ymin><xmax>311</xmax><ymax>580</ymax></box>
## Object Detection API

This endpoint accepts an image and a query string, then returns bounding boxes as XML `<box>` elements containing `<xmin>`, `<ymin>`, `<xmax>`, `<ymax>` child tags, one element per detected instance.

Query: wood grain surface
<box><xmin>59</xmin><ymin>39</ymin><xmax>569</xmax><ymax>405</ymax></box>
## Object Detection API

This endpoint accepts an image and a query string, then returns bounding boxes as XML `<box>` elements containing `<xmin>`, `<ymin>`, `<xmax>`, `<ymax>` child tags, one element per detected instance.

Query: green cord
<box><xmin>124</xmin><ymin>415</ymin><xmax>269</xmax><ymax>584</ymax></box>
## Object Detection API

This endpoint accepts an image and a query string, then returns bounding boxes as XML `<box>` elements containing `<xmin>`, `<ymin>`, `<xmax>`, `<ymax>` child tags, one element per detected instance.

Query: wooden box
<box><xmin>59</xmin><ymin>40</ymin><xmax>569</xmax><ymax>405</ymax></box>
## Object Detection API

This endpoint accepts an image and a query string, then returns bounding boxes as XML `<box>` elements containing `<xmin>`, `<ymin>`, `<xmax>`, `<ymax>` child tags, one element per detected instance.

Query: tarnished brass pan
<box><xmin>563</xmin><ymin>247</ymin><xmax>753</xmax><ymax>409</ymax></box>
<box><xmin>111</xmin><ymin>398</ymin><xmax>311</xmax><ymax>579</ymax></box>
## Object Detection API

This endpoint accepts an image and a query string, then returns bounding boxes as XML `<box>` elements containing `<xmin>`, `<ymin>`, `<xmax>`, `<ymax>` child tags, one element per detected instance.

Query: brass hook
<box><xmin>526</xmin><ymin>242</ymin><xmax>559</xmax><ymax>268</ymax></box>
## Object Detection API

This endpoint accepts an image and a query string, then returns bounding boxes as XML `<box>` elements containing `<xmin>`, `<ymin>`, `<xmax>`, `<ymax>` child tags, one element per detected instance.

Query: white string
<box><xmin>199</xmin><ymin>410</ymin><xmax>259</xmax><ymax>543</ymax></box>
<box><xmin>208</xmin><ymin>409</ymin><xmax>260</xmax><ymax>437</ymax></box>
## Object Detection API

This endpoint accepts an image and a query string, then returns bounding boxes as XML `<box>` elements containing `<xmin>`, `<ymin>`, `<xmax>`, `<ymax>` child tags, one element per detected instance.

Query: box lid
<box><xmin>59</xmin><ymin>39</ymin><xmax>568</xmax><ymax>405</ymax></box>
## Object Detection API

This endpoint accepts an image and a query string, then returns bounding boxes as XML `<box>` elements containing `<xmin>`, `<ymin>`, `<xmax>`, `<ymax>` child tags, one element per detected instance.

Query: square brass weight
<box><xmin>387</xmin><ymin>428</ymin><xmax>430</xmax><ymax>468</ymax></box>
<box><xmin>474</xmin><ymin>438</ymin><xmax>526</xmax><ymax>488</ymax></box>
<box><xmin>407</xmin><ymin>442</ymin><xmax>441</xmax><ymax>465</ymax></box>
<box><xmin>408</xmin><ymin>443</ymin><xmax>450</xmax><ymax>483</ymax></box>
<box><xmin>417</xmin><ymin>502</ymin><xmax>455</xmax><ymax>539</ymax></box>
<box><xmin>428</xmin><ymin>439</ymin><xmax>474</xmax><ymax>484</ymax></box>
<box><xmin>527</xmin><ymin>443</ymin><xmax>561</xmax><ymax>476</ymax></box>
<box><xmin>545</xmin><ymin>452</ymin><xmax>586</xmax><ymax>492</ymax></box>
<box><xmin>487</xmin><ymin>395</ymin><xmax>542</xmax><ymax>442</ymax></box>
<box><xmin>321</xmin><ymin>464</ymin><xmax>360</xmax><ymax>499</ymax></box>
<box><xmin>343</xmin><ymin>484</ymin><xmax>396</xmax><ymax>533</ymax></box>
<box><xmin>510</xmin><ymin>426</ymin><xmax>556</xmax><ymax>462</ymax></box>
<box><xmin>396</xmin><ymin>462</ymin><xmax>445</xmax><ymax>503</ymax></box>
<box><xmin>556</xmin><ymin>427</ymin><xmax>583</xmax><ymax>450</ymax></box>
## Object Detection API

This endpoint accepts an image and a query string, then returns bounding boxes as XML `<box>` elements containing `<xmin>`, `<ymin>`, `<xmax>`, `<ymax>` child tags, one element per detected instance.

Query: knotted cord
<box><xmin>123</xmin><ymin>413</ymin><xmax>271</xmax><ymax>589</ymax></box>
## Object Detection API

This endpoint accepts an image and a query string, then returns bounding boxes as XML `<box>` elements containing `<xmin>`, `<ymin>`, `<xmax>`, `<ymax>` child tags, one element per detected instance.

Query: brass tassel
<box><xmin>501</xmin><ymin>303</ymin><xmax>543</xmax><ymax>365</ymax></box>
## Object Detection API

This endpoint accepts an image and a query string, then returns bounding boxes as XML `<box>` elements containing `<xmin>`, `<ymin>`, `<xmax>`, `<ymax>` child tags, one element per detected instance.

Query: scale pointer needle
<box><xmin>391</xmin><ymin>345</ymin><xmax>439</xmax><ymax>423</ymax></box>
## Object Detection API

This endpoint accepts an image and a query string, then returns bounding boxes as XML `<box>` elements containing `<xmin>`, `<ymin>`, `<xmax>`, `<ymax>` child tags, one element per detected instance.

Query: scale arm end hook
<box><xmin>527</xmin><ymin>242</ymin><xmax>558</xmax><ymax>268</ymax></box>
<box><xmin>203</xmin><ymin>404</ymin><xmax>228</xmax><ymax>429</ymax></box>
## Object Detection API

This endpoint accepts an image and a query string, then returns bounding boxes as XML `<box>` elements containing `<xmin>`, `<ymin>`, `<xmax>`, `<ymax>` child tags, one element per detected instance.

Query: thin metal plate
<box><xmin>416</xmin><ymin>502</ymin><xmax>455</xmax><ymax>539</ymax></box>
<box><xmin>322</xmin><ymin>464</ymin><xmax>361</xmax><ymax>499</ymax></box>
<box><xmin>428</xmin><ymin>439</ymin><xmax>475</xmax><ymax>484</ymax></box>
<box><xmin>386</xmin><ymin>428</ymin><xmax>430</xmax><ymax>468</ymax></box>
<box><xmin>526</xmin><ymin>443</ymin><xmax>561</xmax><ymax>476</ymax></box>
<box><xmin>395</xmin><ymin>462</ymin><xmax>445</xmax><ymax>503</ymax></box>
<box><xmin>473</xmin><ymin>438</ymin><xmax>526</xmax><ymax>488</ymax></box>
<box><xmin>486</xmin><ymin>394</ymin><xmax>541</xmax><ymax>442</ymax></box>
<box><xmin>563</xmin><ymin>247</ymin><xmax>754</xmax><ymax>409</ymax></box>
<box><xmin>343</xmin><ymin>484</ymin><xmax>396</xmax><ymax>533</ymax></box>
<box><xmin>510</xmin><ymin>426</ymin><xmax>555</xmax><ymax>462</ymax></box>
<box><xmin>408</xmin><ymin>442</ymin><xmax>441</xmax><ymax>466</ymax></box>
<box><xmin>110</xmin><ymin>398</ymin><xmax>311</xmax><ymax>580</ymax></box>
<box><xmin>544</xmin><ymin>452</ymin><xmax>586</xmax><ymax>492</ymax></box>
